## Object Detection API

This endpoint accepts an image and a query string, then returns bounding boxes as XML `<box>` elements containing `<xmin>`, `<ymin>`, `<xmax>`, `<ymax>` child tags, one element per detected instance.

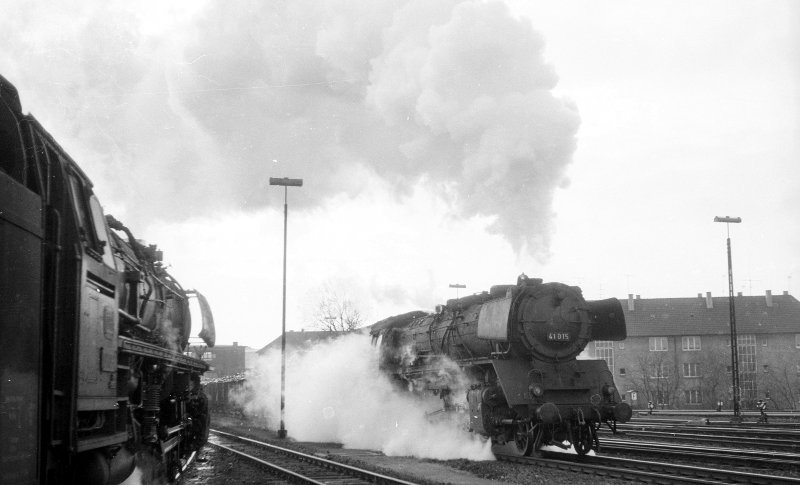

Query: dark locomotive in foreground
<box><xmin>371</xmin><ymin>275</ymin><xmax>632</xmax><ymax>456</ymax></box>
<box><xmin>1</xmin><ymin>75</ymin><xmax>216</xmax><ymax>484</ymax></box>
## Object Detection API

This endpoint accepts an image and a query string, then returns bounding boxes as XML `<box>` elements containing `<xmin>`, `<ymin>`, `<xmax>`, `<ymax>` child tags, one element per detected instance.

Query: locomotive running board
<box><xmin>118</xmin><ymin>336</ymin><xmax>209</xmax><ymax>373</ymax></box>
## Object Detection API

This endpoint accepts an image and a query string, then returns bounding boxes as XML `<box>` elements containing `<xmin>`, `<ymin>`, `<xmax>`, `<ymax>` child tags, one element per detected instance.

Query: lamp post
<box><xmin>270</xmin><ymin>176</ymin><xmax>303</xmax><ymax>438</ymax></box>
<box><xmin>714</xmin><ymin>215</ymin><xmax>742</xmax><ymax>420</ymax></box>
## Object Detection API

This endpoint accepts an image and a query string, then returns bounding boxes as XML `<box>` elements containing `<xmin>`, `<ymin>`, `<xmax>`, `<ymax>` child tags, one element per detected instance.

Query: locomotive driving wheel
<box><xmin>571</xmin><ymin>423</ymin><xmax>594</xmax><ymax>456</ymax></box>
<box><xmin>512</xmin><ymin>421</ymin><xmax>534</xmax><ymax>456</ymax></box>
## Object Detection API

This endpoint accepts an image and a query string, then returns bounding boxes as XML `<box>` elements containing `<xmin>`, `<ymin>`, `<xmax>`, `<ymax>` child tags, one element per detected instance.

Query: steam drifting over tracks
<box><xmin>208</xmin><ymin>430</ymin><xmax>420</xmax><ymax>485</ymax></box>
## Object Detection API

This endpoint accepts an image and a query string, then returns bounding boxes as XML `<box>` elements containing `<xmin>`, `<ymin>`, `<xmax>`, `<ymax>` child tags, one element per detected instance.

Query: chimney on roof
<box><xmin>784</xmin><ymin>290</ymin><xmax>789</xmax><ymax>296</ymax></box>
<box><xmin>697</xmin><ymin>293</ymin><xmax>702</xmax><ymax>298</ymax></box>
<box><xmin>234</xmin><ymin>341</ymin><xmax>238</xmax><ymax>346</ymax></box>
<box><xmin>766</xmin><ymin>290</ymin><xmax>773</xmax><ymax>307</ymax></box>
<box><xmin>627</xmin><ymin>294</ymin><xmax>634</xmax><ymax>311</ymax></box>
<box><xmin>737</xmin><ymin>292</ymin><xmax>742</xmax><ymax>297</ymax></box>
<box><xmin>705</xmin><ymin>292</ymin><xmax>713</xmax><ymax>309</ymax></box>
<box><xmin>635</xmin><ymin>294</ymin><xmax>640</xmax><ymax>299</ymax></box>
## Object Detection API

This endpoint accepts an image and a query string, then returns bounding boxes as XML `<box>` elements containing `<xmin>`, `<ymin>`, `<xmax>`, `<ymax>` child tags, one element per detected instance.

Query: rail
<box><xmin>208</xmin><ymin>429</ymin><xmax>420</xmax><ymax>485</ymax></box>
<box><xmin>496</xmin><ymin>448</ymin><xmax>800</xmax><ymax>484</ymax></box>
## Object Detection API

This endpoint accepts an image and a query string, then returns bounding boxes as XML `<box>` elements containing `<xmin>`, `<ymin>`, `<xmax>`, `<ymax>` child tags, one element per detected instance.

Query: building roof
<box><xmin>621</xmin><ymin>292</ymin><xmax>800</xmax><ymax>337</ymax></box>
<box><xmin>256</xmin><ymin>330</ymin><xmax>346</xmax><ymax>355</ymax></box>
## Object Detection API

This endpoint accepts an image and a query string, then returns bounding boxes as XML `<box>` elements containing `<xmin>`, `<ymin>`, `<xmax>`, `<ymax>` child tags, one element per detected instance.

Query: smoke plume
<box><xmin>233</xmin><ymin>333</ymin><xmax>494</xmax><ymax>460</ymax></box>
<box><xmin>2</xmin><ymin>0</ymin><xmax>579</xmax><ymax>254</ymax></box>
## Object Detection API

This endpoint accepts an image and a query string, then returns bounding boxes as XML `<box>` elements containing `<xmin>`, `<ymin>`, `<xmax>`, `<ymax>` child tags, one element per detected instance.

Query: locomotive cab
<box><xmin>1</xmin><ymin>74</ymin><xmax>217</xmax><ymax>485</ymax></box>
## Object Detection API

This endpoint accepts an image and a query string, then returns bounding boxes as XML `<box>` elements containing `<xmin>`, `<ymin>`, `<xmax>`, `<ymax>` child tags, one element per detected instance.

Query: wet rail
<box><xmin>495</xmin><ymin>448</ymin><xmax>800</xmax><ymax>484</ymax></box>
<box><xmin>208</xmin><ymin>429</ymin><xmax>420</xmax><ymax>485</ymax></box>
<box><xmin>601</xmin><ymin>438</ymin><xmax>800</xmax><ymax>469</ymax></box>
<box><xmin>605</xmin><ymin>423</ymin><xmax>800</xmax><ymax>451</ymax></box>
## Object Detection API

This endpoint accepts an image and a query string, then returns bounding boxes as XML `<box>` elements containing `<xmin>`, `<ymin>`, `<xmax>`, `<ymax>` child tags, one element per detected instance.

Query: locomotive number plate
<box><xmin>547</xmin><ymin>332</ymin><xmax>570</xmax><ymax>341</ymax></box>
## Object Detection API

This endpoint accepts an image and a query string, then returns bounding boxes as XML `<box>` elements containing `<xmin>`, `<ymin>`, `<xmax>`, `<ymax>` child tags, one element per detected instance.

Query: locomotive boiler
<box><xmin>1</xmin><ymin>74</ymin><xmax>215</xmax><ymax>484</ymax></box>
<box><xmin>371</xmin><ymin>274</ymin><xmax>632</xmax><ymax>456</ymax></box>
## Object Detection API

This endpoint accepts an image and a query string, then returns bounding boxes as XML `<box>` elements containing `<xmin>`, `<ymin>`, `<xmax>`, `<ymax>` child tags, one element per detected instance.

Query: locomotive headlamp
<box><xmin>529</xmin><ymin>384</ymin><xmax>544</xmax><ymax>397</ymax></box>
<box><xmin>602</xmin><ymin>385</ymin><xmax>615</xmax><ymax>396</ymax></box>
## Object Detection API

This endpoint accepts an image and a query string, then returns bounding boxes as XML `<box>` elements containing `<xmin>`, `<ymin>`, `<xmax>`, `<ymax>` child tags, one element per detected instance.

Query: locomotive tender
<box><xmin>1</xmin><ymin>75</ymin><xmax>215</xmax><ymax>484</ymax></box>
<box><xmin>371</xmin><ymin>274</ymin><xmax>632</xmax><ymax>456</ymax></box>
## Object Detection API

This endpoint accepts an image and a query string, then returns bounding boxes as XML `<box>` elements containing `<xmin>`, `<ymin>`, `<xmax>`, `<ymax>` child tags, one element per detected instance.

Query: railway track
<box><xmin>207</xmin><ymin>429</ymin><xmax>420</xmax><ymax>485</ymax></box>
<box><xmin>495</xmin><ymin>447</ymin><xmax>800</xmax><ymax>484</ymax></box>
<box><xmin>625</xmin><ymin>419</ymin><xmax>800</xmax><ymax>435</ymax></box>
<box><xmin>601</xmin><ymin>438</ymin><xmax>800</xmax><ymax>469</ymax></box>
<box><xmin>606</xmin><ymin>423</ymin><xmax>800</xmax><ymax>451</ymax></box>
<box><xmin>630</xmin><ymin>416</ymin><xmax>800</xmax><ymax>429</ymax></box>
<box><xmin>205</xmin><ymin>423</ymin><xmax>799</xmax><ymax>484</ymax></box>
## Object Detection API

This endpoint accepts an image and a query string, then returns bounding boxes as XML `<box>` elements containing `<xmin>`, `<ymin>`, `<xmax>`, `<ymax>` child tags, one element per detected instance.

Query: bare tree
<box><xmin>629</xmin><ymin>352</ymin><xmax>680</xmax><ymax>408</ymax></box>
<box><xmin>695</xmin><ymin>347</ymin><xmax>730</xmax><ymax>408</ymax></box>
<box><xmin>758</xmin><ymin>360</ymin><xmax>799</xmax><ymax>411</ymax></box>
<box><xmin>313</xmin><ymin>287</ymin><xmax>363</xmax><ymax>332</ymax></box>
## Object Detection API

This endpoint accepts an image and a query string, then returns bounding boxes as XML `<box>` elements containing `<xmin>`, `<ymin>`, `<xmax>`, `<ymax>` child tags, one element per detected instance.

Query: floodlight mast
<box><xmin>269</xmin><ymin>176</ymin><xmax>303</xmax><ymax>438</ymax></box>
<box><xmin>714</xmin><ymin>215</ymin><xmax>742</xmax><ymax>420</ymax></box>
<box><xmin>449</xmin><ymin>283</ymin><xmax>466</xmax><ymax>300</ymax></box>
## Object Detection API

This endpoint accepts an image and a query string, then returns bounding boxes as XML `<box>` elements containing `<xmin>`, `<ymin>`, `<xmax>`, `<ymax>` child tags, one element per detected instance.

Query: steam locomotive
<box><xmin>371</xmin><ymin>274</ymin><xmax>632</xmax><ymax>456</ymax></box>
<box><xmin>1</xmin><ymin>75</ymin><xmax>216</xmax><ymax>484</ymax></box>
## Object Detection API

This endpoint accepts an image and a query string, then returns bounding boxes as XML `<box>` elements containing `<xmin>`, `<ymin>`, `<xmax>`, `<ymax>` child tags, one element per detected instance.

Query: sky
<box><xmin>2</xmin><ymin>0</ymin><xmax>798</xmax><ymax>348</ymax></box>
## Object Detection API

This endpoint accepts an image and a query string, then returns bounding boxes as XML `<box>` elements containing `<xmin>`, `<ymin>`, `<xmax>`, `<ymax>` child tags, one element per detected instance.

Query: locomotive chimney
<box><xmin>765</xmin><ymin>290</ymin><xmax>773</xmax><ymax>307</ymax></box>
<box><xmin>705</xmin><ymin>292</ymin><xmax>713</xmax><ymax>309</ymax></box>
<box><xmin>627</xmin><ymin>294</ymin><xmax>634</xmax><ymax>311</ymax></box>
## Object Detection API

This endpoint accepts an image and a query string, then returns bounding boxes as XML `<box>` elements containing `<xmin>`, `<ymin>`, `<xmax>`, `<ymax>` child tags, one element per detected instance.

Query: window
<box><xmin>650</xmin><ymin>363</ymin><xmax>671</xmax><ymax>378</ymax></box>
<box><xmin>740</xmin><ymin>376</ymin><xmax>757</xmax><ymax>401</ymax></box>
<box><xmin>795</xmin><ymin>334</ymin><xmax>800</xmax><ymax>349</ymax></box>
<box><xmin>619</xmin><ymin>368</ymin><xmax>626</xmax><ymax>376</ymax></box>
<box><xmin>649</xmin><ymin>337</ymin><xmax>668</xmax><ymax>351</ymax></box>
<box><xmin>68</xmin><ymin>173</ymin><xmax>91</xmax><ymax>239</ymax></box>
<box><xmin>738</xmin><ymin>334</ymin><xmax>757</xmax><ymax>374</ymax></box>
<box><xmin>595</xmin><ymin>341</ymin><xmax>614</xmax><ymax>372</ymax></box>
<box><xmin>682</xmin><ymin>336</ymin><xmax>701</xmax><ymax>351</ymax></box>
<box><xmin>683</xmin><ymin>363</ymin><xmax>699</xmax><ymax>378</ymax></box>
<box><xmin>201</xmin><ymin>352</ymin><xmax>216</xmax><ymax>360</ymax></box>
<box><xmin>684</xmin><ymin>389</ymin><xmax>702</xmax><ymax>404</ymax></box>
<box><xmin>619</xmin><ymin>342</ymin><xmax>625</xmax><ymax>350</ymax></box>
<box><xmin>89</xmin><ymin>195</ymin><xmax>117</xmax><ymax>269</ymax></box>
<box><xmin>762</xmin><ymin>365</ymin><xmax>770</xmax><ymax>373</ymax></box>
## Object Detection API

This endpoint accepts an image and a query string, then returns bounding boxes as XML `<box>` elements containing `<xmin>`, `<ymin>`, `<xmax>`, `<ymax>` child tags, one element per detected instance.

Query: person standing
<box><xmin>756</xmin><ymin>399</ymin><xmax>768</xmax><ymax>423</ymax></box>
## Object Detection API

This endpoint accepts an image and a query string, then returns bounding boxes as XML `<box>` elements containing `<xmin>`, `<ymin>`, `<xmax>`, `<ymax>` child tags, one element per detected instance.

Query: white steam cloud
<box><xmin>2</xmin><ymin>0</ymin><xmax>579</xmax><ymax>255</ymax></box>
<box><xmin>233</xmin><ymin>333</ymin><xmax>494</xmax><ymax>461</ymax></box>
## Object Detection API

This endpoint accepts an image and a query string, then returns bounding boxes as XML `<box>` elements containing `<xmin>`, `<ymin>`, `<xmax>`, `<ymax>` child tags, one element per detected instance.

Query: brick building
<box><xmin>186</xmin><ymin>342</ymin><xmax>248</xmax><ymax>379</ymax></box>
<box><xmin>589</xmin><ymin>291</ymin><xmax>800</xmax><ymax>411</ymax></box>
<box><xmin>256</xmin><ymin>330</ymin><xmax>344</xmax><ymax>356</ymax></box>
